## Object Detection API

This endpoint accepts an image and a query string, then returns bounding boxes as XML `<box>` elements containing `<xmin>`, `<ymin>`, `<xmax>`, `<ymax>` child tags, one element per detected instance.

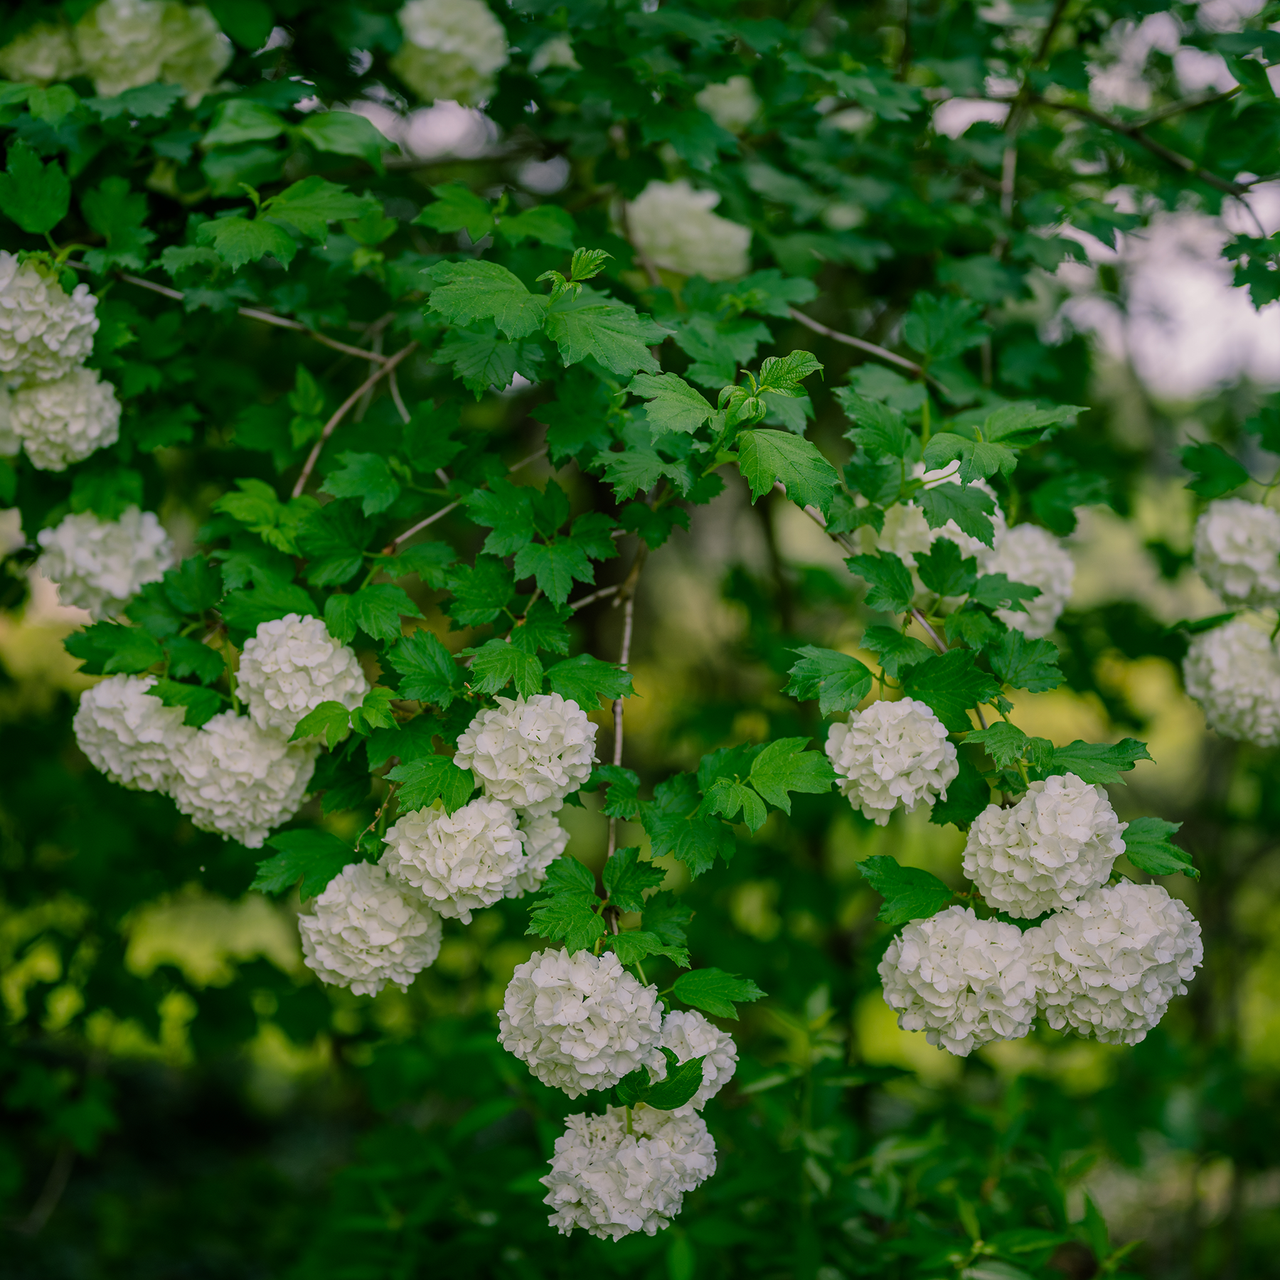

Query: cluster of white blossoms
<box><xmin>1183</xmin><ymin>616</ymin><xmax>1280</xmax><ymax>748</ymax></box>
<box><xmin>36</xmin><ymin>508</ymin><xmax>173</xmax><ymax>619</ymax></box>
<box><xmin>390</xmin><ymin>0</ymin><xmax>509</xmax><ymax>105</ymax></box>
<box><xmin>73</xmin><ymin>673</ymin><xmax>193</xmax><ymax>792</ymax></box>
<box><xmin>654</xmin><ymin>1010</ymin><xmax>739</xmax><ymax>1113</ymax></box>
<box><xmin>12</xmin><ymin>367</ymin><xmax>123</xmax><ymax>473</ymax></box>
<box><xmin>626</xmin><ymin>180</ymin><xmax>752</xmax><ymax>282</ymax></box>
<box><xmin>826</xmin><ymin>698</ymin><xmax>958</xmax><ymax>825</ymax></box>
<box><xmin>507</xmin><ymin>810</ymin><xmax>571</xmax><ymax>898</ymax></box>
<box><xmin>694</xmin><ymin>76</ymin><xmax>761</xmax><ymax>133</ymax></box>
<box><xmin>982</xmin><ymin>523</ymin><xmax>1075</xmax><ymax>639</ymax></box>
<box><xmin>0</xmin><ymin>1</ymin><xmax>231</xmax><ymax>102</ymax></box>
<box><xmin>1192</xmin><ymin>497</ymin><xmax>1280</xmax><ymax>609</ymax></box>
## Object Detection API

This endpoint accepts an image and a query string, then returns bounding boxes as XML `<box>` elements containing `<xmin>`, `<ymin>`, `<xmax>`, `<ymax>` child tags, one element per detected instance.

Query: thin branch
<box><xmin>389</xmin><ymin>365</ymin><xmax>411</xmax><ymax>424</ymax></box>
<box><xmin>771</xmin><ymin>481</ymin><xmax>854</xmax><ymax>552</ymax></box>
<box><xmin>787</xmin><ymin>307</ymin><xmax>952</xmax><ymax>397</ymax></box>
<box><xmin>911</xmin><ymin>607</ymin><xmax>947</xmax><ymax>654</ymax></box>
<box><xmin>1134</xmin><ymin>86</ymin><xmax>1239</xmax><ymax>129</ymax></box>
<box><xmin>292</xmin><ymin>342</ymin><xmax>419</xmax><ymax>498</ymax></box>
<box><xmin>11</xmin><ymin>1141</ymin><xmax>74</xmax><ymax>1236</ymax></box>
<box><xmin>605</xmin><ymin>548</ymin><xmax>647</xmax><ymax>862</ymax></box>
<box><xmin>569</xmin><ymin>583</ymin><xmax>620</xmax><ymax>611</ymax></box>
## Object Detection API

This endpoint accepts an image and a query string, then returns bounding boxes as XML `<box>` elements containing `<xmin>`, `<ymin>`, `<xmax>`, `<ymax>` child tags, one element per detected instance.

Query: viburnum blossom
<box><xmin>498</xmin><ymin>948</ymin><xmax>665</xmax><ymax>1097</ymax></box>
<box><xmin>626</xmin><ymin>180</ymin><xmax>751</xmax><ymax>281</ymax></box>
<box><xmin>169</xmin><ymin>712</ymin><xmax>318</xmax><ymax>848</ymax></box>
<box><xmin>36</xmin><ymin>507</ymin><xmax>173</xmax><ymax>619</ymax></box>
<box><xmin>654</xmin><ymin>1010</ymin><xmax>738</xmax><ymax>1112</ymax></box>
<box><xmin>237</xmin><ymin>613</ymin><xmax>369</xmax><ymax>737</ymax></box>
<box><xmin>541</xmin><ymin>1106</ymin><xmax>716</xmax><ymax>1240</ymax></box>
<box><xmin>0</xmin><ymin>21</ymin><xmax>84</xmax><ymax>83</ymax></box>
<box><xmin>506</xmin><ymin>812</ymin><xmax>570</xmax><ymax>898</ymax></box>
<box><xmin>0</xmin><ymin>252</ymin><xmax>98</xmax><ymax>384</ymax></box>
<box><xmin>1192</xmin><ymin>497</ymin><xmax>1280</xmax><ymax>609</ymax></box>
<box><xmin>694</xmin><ymin>76</ymin><xmax>761</xmax><ymax>133</ymax></box>
<box><xmin>390</xmin><ymin>0</ymin><xmax>509</xmax><ymax>105</ymax></box>
<box><xmin>454</xmin><ymin>693</ymin><xmax>597</xmax><ymax>815</ymax></box>
<box><xmin>380</xmin><ymin>796</ymin><xmax>525</xmax><ymax>922</ymax></box>
<box><xmin>1183</xmin><ymin>617</ymin><xmax>1280</xmax><ymax>748</ymax></box>
<box><xmin>1028</xmin><ymin>881</ymin><xmax>1203</xmax><ymax>1045</ymax></box>
<box><xmin>825</xmin><ymin>698</ymin><xmax>958</xmax><ymax>825</ymax></box>
<box><xmin>298</xmin><ymin>861</ymin><xmax>444</xmax><ymax>997</ymax></box>
<box><xmin>962</xmin><ymin>774</ymin><xmax>1127</xmax><ymax>918</ymax></box>
<box><xmin>878</xmin><ymin>906</ymin><xmax>1037</xmax><ymax>1056</ymax></box>
<box><xmin>12</xmin><ymin>366</ymin><xmax>122</xmax><ymax>472</ymax></box>
<box><xmin>73</xmin><ymin>674</ymin><xmax>193</xmax><ymax>792</ymax></box>
<box><xmin>982</xmin><ymin>523</ymin><xmax>1075</xmax><ymax>638</ymax></box>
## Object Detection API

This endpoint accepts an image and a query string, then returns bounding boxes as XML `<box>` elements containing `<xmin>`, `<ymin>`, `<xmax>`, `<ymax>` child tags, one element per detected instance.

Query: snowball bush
<box><xmin>1192</xmin><ymin>497</ymin><xmax>1280</xmax><ymax>609</ymax></box>
<box><xmin>0</xmin><ymin>253</ymin><xmax>98</xmax><ymax>384</ymax></box>
<box><xmin>1028</xmin><ymin>881</ymin><xmax>1203</xmax><ymax>1045</ymax></box>
<box><xmin>655</xmin><ymin>1010</ymin><xmax>738</xmax><ymax>1113</ymax></box>
<box><xmin>825</xmin><ymin>698</ymin><xmax>958</xmax><ymax>825</ymax></box>
<box><xmin>626</xmin><ymin>180</ymin><xmax>751</xmax><ymax>281</ymax></box>
<box><xmin>36</xmin><ymin>507</ymin><xmax>173</xmax><ymax>619</ymax></box>
<box><xmin>12</xmin><ymin>366</ymin><xmax>122</xmax><ymax>472</ymax></box>
<box><xmin>506</xmin><ymin>812</ymin><xmax>570</xmax><ymax>898</ymax></box>
<box><xmin>169</xmin><ymin>712</ymin><xmax>318</xmax><ymax>848</ymax></box>
<box><xmin>298</xmin><ymin>861</ymin><xmax>443</xmax><ymax>997</ymax></box>
<box><xmin>542</xmin><ymin>1106</ymin><xmax>716</xmax><ymax>1240</ymax></box>
<box><xmin>380</xmin><ymin>796</ymin><xmax>525</xmax><ymax>922</ymax></box>
<box><xmin>237</xmin><ymin>613</ymin><xmax>369</xmax><ymax>737</ymax></box>
<box><xmin>879</xmin><ymin>906</ymin><xmax>1037</xmax><ymax>1056</ymax></box>
<box><xmin>962</xmin><ymin>774</ymin><xmax>1127</xmax><ymax>918</ymax></box>
<box><xmin>694</xmin><ymin>76</ymin><xmax>761</xmax><ymax>133</ymax></box>
<box><xmin>983</xmin><ymin>523</ymin><xmax>1075</xmax><ymax>638</ymax></box>
<box><xmin>73</xmin><ymin>674</ymin><xmax>194</xmax><ymax>792</ymax></box>
<box><xmin>390</xmin><ymin>0</ymin><xmax>509</xmax><ymax>105</ymax></box>
<box><xmin>0</xmin><ymin>22</ymin><xmax>84</xmax><ymax>83</ymax></box>
<box><xmin>454</xmin><ymin>693</ymin><xmax>597</xmax><ymax>815</ymax></box>
<box><xmin>1183</xmin><ymin>617</ymin><xmax>1280</xmax><ymax>747</ymax></box>
<box><xmin>498</xmin><ymin>948</ymin><xmax>665</xmax><ymax>1097</ymax></box>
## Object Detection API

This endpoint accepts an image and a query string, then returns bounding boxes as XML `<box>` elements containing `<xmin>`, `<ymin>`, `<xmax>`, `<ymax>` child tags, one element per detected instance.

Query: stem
<box><xmin>569</xmin><ymin>583</ymin><xmax>620</xmax><ymax>611</ymax></box>
<box><xmin>788</xmin><ymin>307</ymin><xmax>948</xmax><ymax>392</ymax></box>
<box><xmin>911</xmin><ymin>607</ymin><xmax>947</xmax><ymax>654</ymax></box>
<box><xmin>605</xmin><ymin>548</ymin><xmax>647</xmax><ymax>862</ymax></box>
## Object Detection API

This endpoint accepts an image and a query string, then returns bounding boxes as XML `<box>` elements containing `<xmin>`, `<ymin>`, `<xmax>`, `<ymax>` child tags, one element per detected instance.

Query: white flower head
<box><xmin>626</xmin><ymin>180</ymin><xmax>752</xmax><ymax>281</ymax></box>
<box><xmin>506</xmin><ymin>811</ymin><xmax>570</xmax><ymax>898</ymax></box>
<box><xmin>170</xmin><ymin>711</ymin><xmax>318</xmax><ymax>848</ymax></box>
<box><xmin>1192</xmin><ymin>497</ymin><xmax>1280</xmax><ymax>609</ymax></box>
<box><xmin>1183</xmin><ymin>616</ymin><xmax>1280</xmax><ymax>747</ymax></box>
<box><xmin>0</xmin><ymin>22</ymin><xmax>84</xmax><ymax>83</ymax></box>
<box><xmin>73</xmin><ymin>673</ymin><xmax>194</xmax><ymax>792</ymax></box>
<box><xmin>878</xmin><ymin>906</ymin><xmax>1037</xmax><ymax>1056</ymax></box>
<box><xmin>237</xmin><ymin>613</ymin><xmax>369</xmax><ymax>737</ymax></box>
<box><xmin>542</xmin><ymin>1105</ymin><xmax>716</xmax><ymax>1240</ymax></box>
<box><xmin>654</xmin><ymin>1009</ymin><xmax>738</xmax><ymax>1113</ymax></box>
<box><xmin>826</xmin><ymin>698</ymin><xmax>959</xmax><ymax>826</ymax></box>
<box><xmin>13</xmin><ymin>366</ymin><xmax>121</xmax><ymax>472</ymax></box>
<box><xmin>0</xmin><ymin>252</ymin><xmax>98</xmax><ymax>384</ymax></box>
<box><xmin>36</xmin><ymin>507</ymin><xmax>173</xmax><ymax>619</ymax></box>
<box><xmin>498</xmin><ymin>948</ymin><xmax>665</xmax><ymax>1097</ymax></box>
<box><xmin>529</xmin><ymin>35</ymin><xmax>578</xmax><ymax>74</ymax></box>
<box><xmin>1028</xmin><ymin>881</ymin><xmax>1203</xmax><ymax>1045</ymax></box>
<box><xmin>380</xmin><ymin>796</ymin><xmax>524</xmax><ymax>922</ymax></box>
<box><xmin>962</xmin><ymin>774</ymin><xmax>1127</xmax><ymax>919</ymax></box>
<box><xmin>694</xmin><ymin>76</ymin><xmax>761</xmax><ymax>133</ymax></box>
<box><xmin>390</xmin><ymin>0</ymin><xmax>509</xmax><ymax>104</ymax></box>
<box><xmin>299</xmin><ymin>861</ymin><xmax>443</xmax><ymax>997</ymax></box>
<box><xmin>454</xmin><ymin>693</ymin><xmax>597</xmax><ymax>815</ymax></box>
<box><xmin>981</xmin><ymin>523</ymin><xmax>1075</xmax><ymax>638</ymax></box>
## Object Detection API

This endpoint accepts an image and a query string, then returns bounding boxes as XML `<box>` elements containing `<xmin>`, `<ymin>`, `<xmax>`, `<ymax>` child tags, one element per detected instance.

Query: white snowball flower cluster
<box><xmin>962</xmin><ymin>774</ymin><xmax>1127</xmax><ymax>919</ymax></box>
<box><xmin>1192</xmin><ymin>497</ymin><xmax>1280</xmax><ymax>609</ymax></box>
<box><xmin>825</xmin><ymin>698</ymin><xmax>958</xmax><ymax>826</ymax></box>
<box><xmin>455</xmin><ymin>693</ymin><xmax>597</xmax><ymax>815</ymax></box>
<box><xmin>73</xmin><ymin>674</ymin><xmax>193</xmax><ymax>792</ymax></box>
<box><xmin>507</xmin><ymin>812</ymin><xmax>570</xmax><ymax>898</ymax></box>
<box><xmin>0</xmin><ymin>22</ymin><xmax>83</xmax><ymax>83</ymax></box>
<box><xmin>0</xmin><ymin>252</ymin><xmax>98</xmax><ymax>386</ymax></box>
<box><xmin>983</xmin><ymin>523</ymin><xmax>1075</xmax><ymax>638</ymax></box>
<box><xmin>1029</xmin><ymin>881</ymin><xmax>1203</xmax><ymax>1045</ymax></box>
<box><xmin>694</xmin><ymin>76</ymin><xmax>761</xmax><ymax>133</ymax></box>
<box><xmin>12</xmin><ymin>367</ymin><xmax>122</xmax><ymax>472</ymax></box>
<box><xmin>626</xmin><ymin>180</ymin><xmax>752</xmax><ymax>281</ymax></box>
<box><xmin>298</xmin><ymin>861</ymin><xmax>444</xmax><ymax>997</ymax></box>
<box><xmin>542</xmin><ymin>1106</ymin><xmax>716</xmax><ymax>1240</ymax></box>
<box><xmin>498</xmin><ymin>948</ymin><xmax>665</xmax><ymax>1097</ymax></box>
<box><xmin>878</xmin><ymin>906</ymin><xmax>1037</xmax><ymax>1056</ymax></box>
<box><xmin>654</xmin><ymin>1009</ymin><xmax>738</xmax><ymax>1113</ymax></box>
<box><xmin>169</xmin><ymin>711</ymin><xmax>319</xmax><ymax>848</ymax></box>
<box><xmin>1183</xmin><ymin>617</ymin><xmax>1280</xmax><ymax>747</ymax></box>
<box><xmin>36</xmin><ymin>507</ymin><xmax>173</xmax><ymax>619</ymax></box>
<box><xmin>390</xmin><ymin>0</ymin><xmax>509</xmax><ymax>105</ymax></box>
<box><xmin>380</xmin><ymin>796</ymin><xmax>525</xmax><ymax>923</ymax></box>
<box><xmin>237</xmin><ymin>613</ymin><xmax>369</xmax><ymax>737</ymax></box>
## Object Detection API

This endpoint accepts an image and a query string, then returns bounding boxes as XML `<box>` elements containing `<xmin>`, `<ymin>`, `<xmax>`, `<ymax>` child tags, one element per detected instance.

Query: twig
<box><xmin>389</xmin><ymin>364</ymin><xmax>411</xmax><ymax>424</ymax></box>
<box><xmin>771</xmin><ymin>481</ymin><xmax>855</xmax><ymax>552</ymax></box>
<box><xmin>911</xmin><ymin>607</ymin><xmax>947</xmax><ymax>654</ymax></box>
<box><xmin>605</xmin><ymin>549</ymin><xmax>648</xmax><ymax>862</ymax></box>
<box><xmin>787</xmin><ymin>308</ymin><xmax>952</xmax><ymax>398</ymax></box>
<box><xmin>569</xmin><ymin>583</ymin><xmax>620</xmax><ymax>611</ymax></box>
<box><xmin>11</xmin><ymin>1141</ymin><xmax>74</xmax><ymax>1236</ymax></box>
<box><xmin>292</xmin><ymin>342</ymin><xmax>419</xmax><ymax>498</ymax></box>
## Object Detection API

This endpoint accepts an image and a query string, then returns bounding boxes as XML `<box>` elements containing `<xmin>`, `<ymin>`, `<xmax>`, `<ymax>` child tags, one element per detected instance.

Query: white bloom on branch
<box><xmin>1028</xmin><ymin>881</ymin><xmax>1202</xmax><ymax>1045</ymax></box>
<box><xmin>542</xmin><ymin>1105</ymin><xmax>716</xmax><ymax>1240</ymax></box>
<box><xmin>454</xmin><ymin>693</ymin><xmax>597</xmax><ymax>815</ymax></box>
<box><xmin>825</xmin><ymin>697</ymin><xmax>958</xmax><ymax>826</ymax></box>
<box><xmin>694</xmin><ymin>76</ymin><xmax>761</xmax><ymax>133</ymax></box>
<box><xmin>298</xmin><ymin>861</ymin><xmax>443</xmax><ymax>997</ymax></box>
<box><xmin>169</xmin><ymin>711</ymin><xmax>318</xmax><ymax>848</ymax></box>
<box><xmin>36</xmin><ymin>507</ymin><xmax>173</xmax><ymax>619</ymax></box>
<box><xmin>380</xmin><ymin>796</ymin><xmax>525</xmax><ymax>922</ymax></box>
<box><xmin>962</xmin><ymin>774</ymin><xmax>1126</xmax><ymax>919</ymax></box>
<box><xmin>1183</xmin><ymin>617</ymin><xmax>1280</xmax><ymax>747</ymax></box>
<box><xmin>1192</xmin><ymin>497</ymin><xmax>1280</xmax><ymax>609</ymax></box>
<box><xmin>878</xmin><ymin>906</ymin><xmax>1036</xmax><ymax>1056</ymax></box>
<box><xmin>390</xmin><ymin>0</ymin><xmax>509</xmax><ymax>105</ymax></box>
<box><xmin>626</xmin><ymin>180</ymin><xmax>751</xmax><ymax>281</ymax></box>
<box><xmin>13</xmin><ymin>366</ymin><xmax>122</xmax><ymax>472</ymax></box>
<box><xmin>981</xmin><ymin>523</ymin><xmax>1075</xmax><ymax>638</ymax></box>
<box><xmin>237</xmin><ymin>613</ymin><xmax>369</xmax><ymax>737</ymax></box>
<box><xmin>0</xmin><ymin>22</ymin><xmax>84</xmax><ymax>83</ymax></box>
<box><xmin>498</xmin><ymin>948</ymin><xmax>664</xmax><ymax>1097</ymax></box>
<box><xmin>0</xmin><ymin>252</ymin><xmax>98</xmax><ymax>384</ymax></box>
<box><xmin>506</xmin><ymin>811</ymin><xmax>570</xmax><ymax>898</ymax></box>
<box><xmin>73</xmin><ymin>673</ymin><xmax>194</xmax><ymax>792</ymax></box>
<box><xmin>654</xmin><ymin>1009</ymin><xmax>738</xmax><ymax>1113</ymax></box>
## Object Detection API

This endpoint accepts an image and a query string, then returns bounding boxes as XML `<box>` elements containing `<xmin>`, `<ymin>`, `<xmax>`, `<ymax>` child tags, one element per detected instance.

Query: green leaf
<box><xmin>387</xmin><ymin>631</ymin><xmax>462</xmax><ymax>707</ymax></box>
<box><xmin>320</xmin><ymin>452</ymin><xmax>401</xmax><ymax>516</ymax></box>
<box><xmin>463</xmin><ymin>637</ymin><xmax>544</xmax><ymax>697</ymax></box>
<box><xmin>918</xmin><ymin>481</ymin><xmax>997</xmax><ymax>546</ymax></box>
<box><xmin>737</xmin><ymin>429</ymin><xmax>839</xmax><ymax>517</ymax></box>
<box><xmin>701</xmin><ymin>777</ymin><xmax>769</xmax><ymax>831</ymax></box>
<box><xmin>427</xmin><ymin>261</ymin><xmax>550</xmax><ymax>340</ymax></box>
<box><xmin>496</xmin><ymin>205</ymin><xmax>578</xmax><ymax>249</ymax></box>
<box><xmin>291</xmin><ymin>700</ymin><xmax>352</xmax><ymax>749</ymax></box>
<box><xmin>354</xmin><ymin>584</ymin><xmax>422</xmax><ymax>642</ymax></box>
<box><xmin>544</xmin><ymin>288</ymin><xmax>665</xmax><ymax>375</ymax></box>
<box><xmin>928</xmin><ymin>753</ymin><xmax>992</xmax><ymax>829</ymax></box>
<box><xmin>27</xmin><ymin>84</ymin><xmax>78</xmax><ymax>125</ymax></box>
<box><xmin>836</xmin><ymin>389</ymin><xmax>915</xmax><ymax>458</ymax></box>
<box><xmin>607</xmin><ymin>931</ymin><xmax>690</xmax><ymax>969</ymax></box>
<box><xmin>197</xmin><ymin>215</ymin><xmax>298</xmax><ymax>270</ymax></box>
<box><xmin>87</xmin><ymin>83</ymin><xmax>183</xmax><ymax>119</ymax></box>
<box><xmin>783</xmin><ymin>645</ymin><xmax>873</xmax><ymax>715</ymax></box>
<box><xmin>845</xmin><ymin>551</ymin><xmax>915</xmax><ymax>614</ymax></box>
<box><xmin>324</xmin><ymin>594</ymin><xmax>358</xmax><ymax>645</ymax></box>
<box><xmin>206</xmin><ymin>0</ymin><xmax>275</xmax><ymax>49</ymax></box>
<box><xmin>544</xmin><ymin>653</ymin><xmax>634</xmax><ymax>707</ymax></box>
<box><xmin>748</xmin><ymin>737</ymin><xmax>836</xmax><ymax>813</ymax></box>
<box><xmin>296</xmin><ymin>111</ymin><xmax>389</xmax><ymax>169</ymax></box>
<box><xmin>80</xmin><ymin>176</ymin><xmax>156</xmax><ymax>271</ymax></box>
<box><xmin>444</xmin><ymin>555</ymin><xmax>515</xmax><ymax>626</ymax></box>
<box><xmin>1040</xmin><ymin>739</ymin><xmax>1153</xmax><ymax>785</ymax></box>
<box><xmin>642</xmin><ymin>1055</ymin><xmax>707</xmax><ymax>1110</ymax></box>
<box><xmin>513</xmin><ymin>540</ymin><xmax>592</xmax><ymax>607</ymax></box>
<box><xmin>642</xmin><ymin>897</ymin><xmax>695</xmax><ymax>951</ymax></box>
<box><xmin>149</xmin><ymin>679</ymin><xmax>224</xmax><ymax>728</ymax></box>
<box><xmin>163</xmin><ymin>559</ymin><xmax>221</xmax><ymax>617</ymax></box>
<box><xmin>1029</xmin><ymin>472</ymin><xmax>1110</xmax><ymax>536</ymax></box>
<box><xmin>213</xmin><ymin>479</ymin><xmax>317</xmax><ymax>554</ymax></box>
<box><xmin>902</xmin><ymin>650</ymin><xmax>1002</xmax><ymax>732</ymax></box>
<box><xmin>388</xmin><ymin>755</ymin><xmax>476</xmax><ymax>814</ymax></box>
<box><xmin>413</xmin><ymin>182</ymin><xmax>494</xmax><ymax>242</ymax></box>
<box><xmin>0</xmin><ymin>141</ymin><xmax>69</xmax><ymax>234</ymax></box>
<box><xmin>350</xmin><ymin>687</ymin><xmax>399</xmax><ymax>735</ymax></box>
<box><xmin>615</xmin><ymin>1066</ymin><xmax>651</xmax><ymax>1108</ymax></box>
<box><xmin>203</xmin><ymin>99</ymin><xmax>285</xmax><ymax>148</ymax></box>
<box><xmin>603</xmin><ymin>847</ymin><xmax>666</xmax><ymax>913</ymax></box>
<box><xmin>252</xmin><ymin>829</ymin><xmax>354</xmax><ymax>898</ymax></box>
<box><xmin>989</xmin><ymin>630</ymin><xmax>1063</xmax><ymax>693</ymax></box>
<box><xmin>969</xmin><ymin>573</ymin><xmax>1041</xmax><ymax>612</ymax></box>
<box><xmin>641</xmin><ymin>101</ymin><xmax>739</xmax><ymax>168</ymax></box>
<box><xmin>916</xmin><ymin>538</ymin><xmax>977</xmax><ymax>598</ymax></box>
<box><xmin>628</xmin><ymin>373</ymin><xmax>715</xmax><ymax>435</ymax></box>
<box><xmin>260</xmin><ymin>176</ymin><xmax>375</xmax><ymax>241</ymax></box>
<box><xmin>983</xmin><ymin>402</ymin><xmax>1085</xmax><ymax>447</ymax></box>
<box><xmin>901</xmin><ymin>293</ymin><xmax>988</xmax><ymax>359</ymax></box>
<box><xmin>594</xmin><ymin>765</ymin><xmax>641</xmax><ymax>819</ymax></box>
<box><xmin>672</xmin><ymin>968</ymin><xmax>765</xmax><ymax>1020</ymax></box>
<box><xmin>859</xmin><ymin>626</ymin><xmax>934</xmax><ymax>680</ymax></box>
<box><xmin>921</xmin><ymin>434</ymin><xmax>1016</xmax><ymax>485</ymax></box>
<box><xmin>1122</xmin><ymin>816</ymin><xmax>1198</xmax><ymax>879</ymax></box>
<box><xmin>966</xmin><ymin>722</ymin><xmax>1036</xmax><ymax>769</ymax></box>
<box><xmin>526</xmin><ymin>859</ymin><xmax>606</xmax><ymax>952</ymax></box>
<box><xmin>592</xmin><ymin>447</ymin><xmax>683</xmax><ymax>501</ymax></box>
<box><xmin>757</xmin><ymin>350</ymin><xmax>824</xmax><ymax>394</ymax></box>
<box><xmin>297</xmin><ymin>501</ymin><xmax>372</xmax><ymax>587</ymax></box>
<box><xmin>436</xmin><ymin>328</ymin><xmax>542</xmax><ymax>397</ymax></box>
<box><xmin>464</xmin><ymin>478</ymin><xmax>536</xmax><ymax>555</ymax></box>
<box><xmin>641</xmin><ymin>773</ymin><xmax>736</xmax><ymax>877</ymax></box>
<box><xmin>381</xmin><ymin>541</ymin><xmax>455</xmax><ymax>588</ymax></box>
<box><xmin>944</xmin><ymin>605</ymin><xmax>1008</xmax><ymax>652</ymax></box>
<box><xmin>856</xmin><ymin>854</ymin><xmax>956</xmax><ymax>926</ymax></box>
<box><xmin>163</xmin><ymin>637</ymin><xmax>226</xmax><ymax>685</ymax></box>
<box><xmin>1180</xmin><ymin>441</ymin><xmax>1251</xmax><ymax>499</ymax></box>
<box><xmin>219</xmin><ymin>581</ymin><xmax>316</xmax><ymax>633</ymax></box>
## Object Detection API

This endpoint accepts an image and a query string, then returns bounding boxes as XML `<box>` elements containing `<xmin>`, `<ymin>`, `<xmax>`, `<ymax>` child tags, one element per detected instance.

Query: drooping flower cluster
<box><xmin>982</xmin><ymin>523</ymin><xmax>1075</xmax><ymax>638</ymax></box>
<box><xmin>694</xmin><ymin>76</ymin><xmax>761</xmax><ymax>133</ymax></box>
<box><xmin>0</xmin><ymin>21</ymin><xmax>83</xmax><ymax>84</ymax></box>
<box><xmin>36</xmin><ymin>508</ymin><xmax>173</xmax><ymax>618</ymax></box>
<box><xmin>507</xmin><ymin>811</ymin><xmax>571</xmax><ymax>898</ymax></box>
<box><xmin>1192</xmin><ymin>497</ymin><xmax>1280</xmax><ymax>609</ymax></box>
<box><xmin>12</xmin><ymin>367</ymin><xmax>123</xmax><ymax>473</ymax></box>
<box><xmin>654</xmin><ymin>1009</ymin><xmax>739</xmax><ymax>1114</ymax></box>
<box><xmin>626</xmin><ymin>180</ymin><xmax>752</xmax><ymax>281</ymax></box>
<box><xmin>73</xmin><ymin>674</ymin><xmax>193</xmax><ymax>792</ymax></box>
<box><xmin>1183</xmin><ymin>616</ymin><xmax>1280</xmax><ymax>748</ymax></box>
<box><xmin>826</xmin><ymin>698</ymin><xmax>958</xmax><ymax>825</ymax></box>
<box><xmin>390</xmin><ymin>0</ymin><xmax>510</xmax><ymax>105</ymax></box>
